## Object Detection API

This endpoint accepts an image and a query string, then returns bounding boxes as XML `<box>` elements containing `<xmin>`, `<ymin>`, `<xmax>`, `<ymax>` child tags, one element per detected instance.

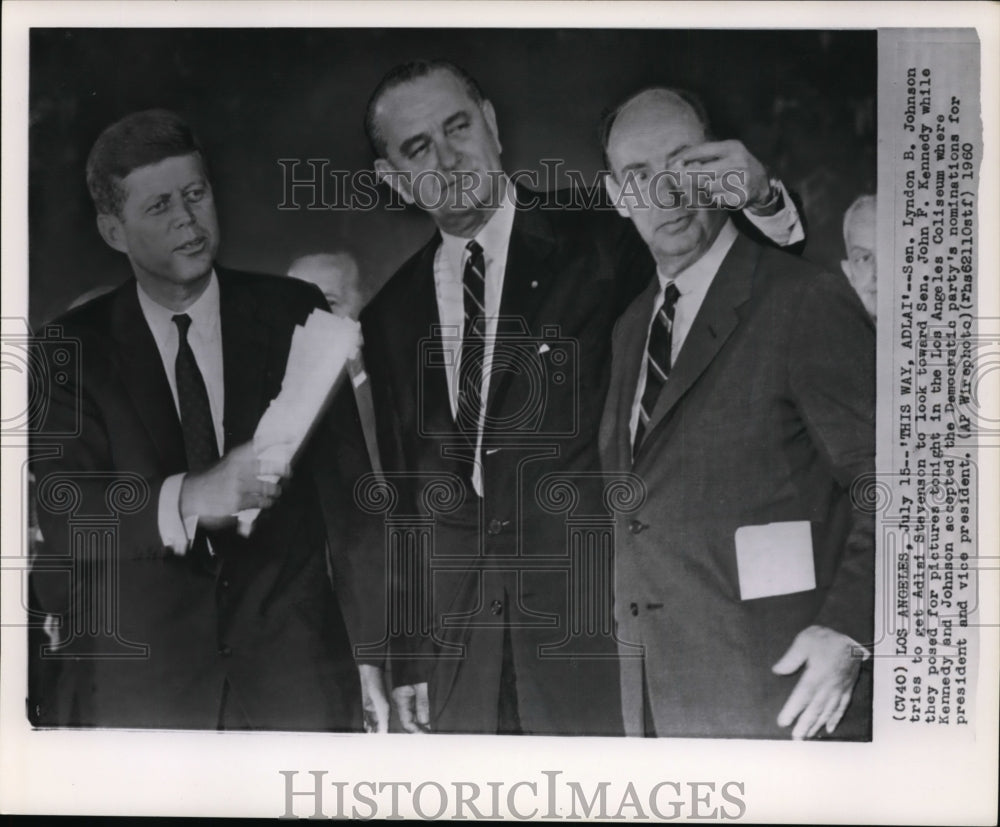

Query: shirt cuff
<box><xmin>158</xmin><ymin>473</ymin><xmax>196</xmax><ymax>555</ymax></box>
<box><xmin>743</xmin><ymin>181</ymin><xmax>805</xmax><ymax>247</ymax></box>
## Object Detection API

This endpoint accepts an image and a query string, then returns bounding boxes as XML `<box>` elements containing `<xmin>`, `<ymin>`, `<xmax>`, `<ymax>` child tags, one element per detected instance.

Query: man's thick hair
<box><xmin>364</xmin><ymin>59</ymin><xmax>486</xmax><ymax>157</ymax></box>
<box><xmin>85</xmin><ymin>109</ymin><xmax>205</xmax><ymax>216</ymax></box>
<box><xmin>598</xmin><ymin>86</ymin><xmax>713</xmax><ymax>173</ymax></box>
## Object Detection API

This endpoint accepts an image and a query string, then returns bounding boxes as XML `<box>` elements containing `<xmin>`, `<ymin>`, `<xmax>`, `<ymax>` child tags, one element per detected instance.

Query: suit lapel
<box><xmin>217</xmin><ymin>269</ymin><xmax>272</xmax><ymax>451</ymax></box>
<box><xmin>635</xmin><ymin>234</ymin><xmax>760</xmax><ymax>462</ymax></box>
<box><xmin>486</xmin><ymin>193</ymin><xmax>559</xmax><ymax>419</ymax></box>
<box><xmin>409</xmin><ymin>236</ymin><xmax>457</xmax><ymax>438</ymax></box>
<box><xmin>610</xmin><ymin>272</ymin><xmax>659</xmax><ymax>470</ymax></box>
<box><xmin>110</xmin><ymin>281</ymin><xmax>186</xmax><ymax>474</ymax></box>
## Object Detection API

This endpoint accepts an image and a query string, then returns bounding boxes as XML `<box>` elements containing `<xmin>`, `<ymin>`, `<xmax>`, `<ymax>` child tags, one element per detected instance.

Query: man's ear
<box><xmin>480</xmin><ymin>99</ymin><xmax>502</xmax><ymax>154</ymax></box>
<box><xmin>603</xmin><ymin>172</ymin><xmax>630</xmax><ymax>219</ymax></box>
<box><xmin>96</xmin><ymin>213</ymin><xmax>128</xmax><ymax>254</ymax></box>
<box><xmin>374</xmin><ymin>159</ymin><xmax>414</xmax><ymax>206</ymax></box>
<box><xmin>840</xmin><ymin>259</ymin><xmax>852</xmax><ymax>280</ymax></box>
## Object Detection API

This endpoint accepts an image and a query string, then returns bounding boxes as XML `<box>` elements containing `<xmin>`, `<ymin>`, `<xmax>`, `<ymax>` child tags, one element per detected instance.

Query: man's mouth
<box><xmin>175</xmin><ymin>236</ymin><xmax>207</xmax><ymax>254</ymax></box>
<box><xmin>657</xmin><ymin>214</ymin><xmax>694</xmax><ymax>233</ymax></box>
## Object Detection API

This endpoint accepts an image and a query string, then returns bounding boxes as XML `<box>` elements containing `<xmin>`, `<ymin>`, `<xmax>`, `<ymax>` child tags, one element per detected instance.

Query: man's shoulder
<box><xmin>46</xmin><ymin>281</ymin><xmax>125</xmax><ymax>340</ymax></box>
<box><xmin>216</xmin><ymin>265</ymin><xmax>326</xmax><ymax>320</ymax></box>
<box><xmin>363</xmin><ymin>234</ymin><xmax>438</xmax><ymax>323</ymax></box>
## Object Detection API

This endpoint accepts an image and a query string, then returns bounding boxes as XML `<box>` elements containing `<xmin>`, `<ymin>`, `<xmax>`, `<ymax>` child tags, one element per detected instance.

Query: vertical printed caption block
<box><xmin>877</xmin><ymin>29</ymin><xmax>984</xmax><ymax>732</ymax></box>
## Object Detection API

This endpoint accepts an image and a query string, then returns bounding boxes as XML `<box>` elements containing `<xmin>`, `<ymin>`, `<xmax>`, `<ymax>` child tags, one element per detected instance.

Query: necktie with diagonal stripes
<box><xmin>634</xmin><ymin>282</ymin><xmax>681</xmax><ymax>452</ymax></box>
<box><xmin>456</xmin><ymin>239</ymin><xmax>486</xmax><ymax>434</ymax></box>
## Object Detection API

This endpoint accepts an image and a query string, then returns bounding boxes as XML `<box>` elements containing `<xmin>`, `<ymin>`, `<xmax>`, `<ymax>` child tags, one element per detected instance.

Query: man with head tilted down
<box><xmin>29</xmin><ymin>110</ymin><xmax>387</xmax><ymax>731</ymax></box>
<box><xmin>360</xmin><ymin>61</ymin><xmax>807</xmax><ymax>735</ymax></box>
<box><xmin>598</xmin><ymin>88</ymin><xmax>875</xmax><ymax>739</ymax></box>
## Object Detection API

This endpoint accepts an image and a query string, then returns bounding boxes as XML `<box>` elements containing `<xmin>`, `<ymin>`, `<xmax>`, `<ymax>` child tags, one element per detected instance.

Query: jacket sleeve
<box><xmin>786</xmin><ymin>271</ymin><xmax>876</xmax><ymax>646</ymax></box>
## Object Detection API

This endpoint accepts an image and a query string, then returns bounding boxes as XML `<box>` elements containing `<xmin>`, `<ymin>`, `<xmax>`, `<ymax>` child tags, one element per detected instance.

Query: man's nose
<box><xmin>171</xmin><ymin>198</ymin><xmax>197</xmax><ymax>227</ymax></box>
<box><xmin>435</xmin><ymin>137</ymin><xmax>463</xmax><ymax>171</ymax></box>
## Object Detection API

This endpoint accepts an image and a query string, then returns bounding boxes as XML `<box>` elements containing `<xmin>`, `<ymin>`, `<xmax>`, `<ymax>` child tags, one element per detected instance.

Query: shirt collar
<box><xmin>136</xmin><ymin>269</ymin><xmax>221</xmax><ymax>345</ymax></box>
<box><xmin>657</xmin><ymin>218</ymin><xmax>738</xmax><ymax>296</ymax></box>
<box><xmin>438</xmin><ymin>176</ymin><xmax>517</xmax><ymax>282</ymax></box>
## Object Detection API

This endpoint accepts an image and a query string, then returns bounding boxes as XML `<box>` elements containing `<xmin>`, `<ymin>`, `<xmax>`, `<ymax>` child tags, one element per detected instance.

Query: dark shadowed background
<box><xmin>28</xmin><ymin>28</ymin><xmax>875</xmax><ymax>326</ymax></box>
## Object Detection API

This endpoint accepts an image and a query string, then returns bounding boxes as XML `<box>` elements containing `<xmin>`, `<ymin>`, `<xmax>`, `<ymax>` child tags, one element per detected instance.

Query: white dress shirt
<box><xmin>433</xmin><ymin>179</ymin><xmax>518</xmax><ymax>497</ymax></box>
<box><xmin>136</xmin><ymin>271</ymin><xmax>224</xmax><ymax>553</ymax></box>
<box><xmin>628</xmin><ymin>219</ymin><xmax>739</xmax><ymax>446</ymax></box>
<box><xmin>744</xmin><ymin>181</ymin><xmax>805</xmax><ymax>247</ymax></box>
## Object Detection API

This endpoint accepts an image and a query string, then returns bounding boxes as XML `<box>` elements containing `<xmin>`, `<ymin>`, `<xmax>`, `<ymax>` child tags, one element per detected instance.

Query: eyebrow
<box><xmin>399</xmin><ymin>132</ymin><xmax>430</xmax><ymax>157</ymax></box>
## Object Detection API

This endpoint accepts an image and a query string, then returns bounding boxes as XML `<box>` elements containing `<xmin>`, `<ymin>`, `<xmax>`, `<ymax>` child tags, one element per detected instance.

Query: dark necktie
<box><xmin>456</xmin><ymin>239</ymin><xmax>486</xmax><ymax>435</ymax></box>
<box><xmin>172</xmin><ymin>313</ymin><xmax>219</xmax><ymax>471</ymax></box>
<box><xmin>633</xmin><ymin>282</ymin><xmax>680</xmax><ymax>452</ymax></box>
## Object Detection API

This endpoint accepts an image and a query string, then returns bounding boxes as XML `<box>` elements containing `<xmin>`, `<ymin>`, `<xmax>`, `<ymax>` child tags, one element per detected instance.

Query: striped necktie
<box><xmin>456</xmin><ymin>239</ymin><xmax>486</xmax><ymax>435</ymax></box>
<box><xmin>634</xmin><ymin>282</ymin><xmax>680</xmax><ymax>452</ymax></box>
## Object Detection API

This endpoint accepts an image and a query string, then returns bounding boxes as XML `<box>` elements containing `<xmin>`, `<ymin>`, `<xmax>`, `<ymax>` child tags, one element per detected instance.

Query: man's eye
<box><xmin>147</xmin><ymin>200</ymin><xmax>168</xmax><ymax>215</ymax></box>
<box><xmin>185</xmin><ymin>187</ymin><xmax>206</xmax><ymax>202</ymax></box>
<box><xmin>407</xmin><ymin>142</ymin><xmax>429</xmax><ymax>160</ymax></box>
<box><xmin>448</xmin><ymin>121</ymin><xmax>470</xmax><ymax>135</ymax></box>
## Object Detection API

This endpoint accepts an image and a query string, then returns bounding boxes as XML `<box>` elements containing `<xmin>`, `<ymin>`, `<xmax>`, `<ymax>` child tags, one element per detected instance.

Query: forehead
<box><xmin>292</xmin><ymin>256</ymin><xmax>357</xmax><ymax>285</ymax></box>
<box><xmin>374</xmin><ymin>70</ymin><xmax>477</xmax><ymax>142</ymax></box>
<box><xmin>845</xmin><ymin>204</ymin><xmax>876</xmax><ymax>248</ymax></box>
<box><xmin>120</xmin><ymin>153</ymin><xmax>207</xmax><ymax>201</ymax></box>
<box><xmin>607</xmin><ymin>94</ymin><xmax>705</xmax><ymax>169</ymax></box>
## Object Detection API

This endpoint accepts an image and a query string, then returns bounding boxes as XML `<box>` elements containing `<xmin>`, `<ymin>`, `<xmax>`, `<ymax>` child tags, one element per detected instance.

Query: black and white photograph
<box><xmin>1</xmin><ymin>2</ymin><xmax>997</xmax><ymax>822</ymax></box>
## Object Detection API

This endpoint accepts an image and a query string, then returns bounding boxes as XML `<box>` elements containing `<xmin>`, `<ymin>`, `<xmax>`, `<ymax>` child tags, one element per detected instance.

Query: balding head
<box><xmin>287</xmin><ymin>252</ymin><xmax>363</xmax><ymax>319</ymax></box>
<box><xmin>602</xmin><ymin>87</ymin><xmax>726</xmax><ymax>277</ymax></box>
<box><xmin>840</xmin><ymin>194</ymin><xmax>877</xmax><ymax>320</ymax></box>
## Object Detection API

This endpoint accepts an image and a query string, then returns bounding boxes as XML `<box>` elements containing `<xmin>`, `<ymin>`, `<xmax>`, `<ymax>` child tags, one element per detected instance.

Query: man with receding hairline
<box><xmin>599</xmin><ymin>87</ymin><xmax>875</xmax><ymax>739</ymax></box>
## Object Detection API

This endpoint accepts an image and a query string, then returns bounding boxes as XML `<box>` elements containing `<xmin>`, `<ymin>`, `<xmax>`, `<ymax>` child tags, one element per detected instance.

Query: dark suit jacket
<box><xmin>29</xmin><ymin>266</ymin><xmax>379</xmax><ymax>731</ymax></box>
<box><xmin>599</xmin><ymin>231</ymin><xmax>875</xmax><ymax>739</ymax></box>
<box><xmin>361</xmin><ymin>188</ymin><xmax>652</xmax><ymax>735</ymax></box>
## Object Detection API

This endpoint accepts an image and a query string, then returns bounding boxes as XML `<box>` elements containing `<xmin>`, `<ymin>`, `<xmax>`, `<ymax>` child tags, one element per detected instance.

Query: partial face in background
<box><xmin>97</xmin><ymin>153</ymin><xmax>219</xmax><ymax>302</ymax></box>
<box><xmin>605</xmin><ymin>90</ymin><xmax>727</xmax><ymax>277</ymax></box>
<box><xmin>372</xmin><ymin>68</ymin><xmax>504</xmax><ymax>236</ymax></box>
<box><xmin>841</xmin><ymin>197</ymin><xmax>877</xmax><ymax>320</ymax></box>
<box><xmin>288</xmin><ymin>253</ymin><xmax>363</xmax><ymax>319</ymax></box>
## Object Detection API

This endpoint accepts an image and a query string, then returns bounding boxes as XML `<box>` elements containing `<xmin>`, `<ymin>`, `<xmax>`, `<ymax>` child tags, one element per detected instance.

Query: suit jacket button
<box><xmin>218</xmin><ymin>644</ymin><xmax>233</xmax><ymax>657</ymax></box>
<box><xmin>628</xmin><ymin>520</ymin><xmax>647</xmax><ymax>535</ymax></box>
<box><xmin>490</xmin><ymin>599</ymin><xmax>503</xmax><ymax>616</ymax></box>
<box><xmin>629</xmin><ymin>602</ymin><xmax>639</xmax><ymax>617</ymax></box>
<box><xmin>487</xmin><ymin>518</ymin><xmax>504</xmax><ymax>535</ymax></box>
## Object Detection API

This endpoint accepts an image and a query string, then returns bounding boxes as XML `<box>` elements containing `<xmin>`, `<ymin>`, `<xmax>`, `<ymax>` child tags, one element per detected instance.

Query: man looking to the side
<box><xmin>30</xmin><ymin>110</ymin><xmax>387</xmax><ymax>731</ymax></box>
<box><xmin>599</xmin><ymin>88</ymin><xmax>875</xmax><ymax>739</ymax></box>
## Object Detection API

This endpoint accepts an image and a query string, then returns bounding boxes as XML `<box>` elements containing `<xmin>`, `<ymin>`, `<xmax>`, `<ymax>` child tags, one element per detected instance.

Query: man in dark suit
<box><xmin>598</xmin><ymin>88</ymin><xmax>875</xmax><ymax>739</ymax></box>
<box><xmin>360</xmin><ymin>61</ymin><xmax>806</xmax><ymax>735</ymax></box>
<box><xmin>29</xmin><ymin>110</ymin><xmax>386</xmax><ymax>731</ymax></box>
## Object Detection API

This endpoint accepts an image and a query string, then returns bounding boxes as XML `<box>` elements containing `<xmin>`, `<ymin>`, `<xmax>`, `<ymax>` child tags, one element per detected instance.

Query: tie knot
<box><xmin>466</xmin><ymin>239</ymin><xmax>484</xmax><ymax>259</ymax></box>
<box><xmin>664</xmin><ymin>282</ymin><xmax>681</xmax><ymax>307</ymax></box>
<box><xmin>172</xmin><ymin>313</ymin><xmax>193</xmax><ymax>339</ymax></box>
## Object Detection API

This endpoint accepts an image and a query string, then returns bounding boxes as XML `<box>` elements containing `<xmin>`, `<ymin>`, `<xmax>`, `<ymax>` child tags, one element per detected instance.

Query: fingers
<box><xmin>392</xmin><ymin>684</ymin><xmax>423</xmax><ymax>734</ymax></box>
<box><xmin>825</xmin><ymin>691</ymin><xmax>852</xmax><ymax>735</ymax></box>
<box><xmin>415</xmin><ymin>682</ymin><xmax>431</xmax><ymax>730</ymax></box>
<box><xmin>673</xmin><ymin>140</ymin><xmax>740</xmax><ymax>166</ymax></box>
<box><xmin>772</xmin><ymin>631</ymin><xmax>809</xmax><ymax>675</ymax></box>
<box><xmin>776</xmin><ymin>669</ymin><xmax>816</xmax><ymax>730</ymax></box>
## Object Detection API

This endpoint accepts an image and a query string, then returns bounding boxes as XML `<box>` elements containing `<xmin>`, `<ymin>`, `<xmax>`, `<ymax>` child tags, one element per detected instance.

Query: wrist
<box><xmin>747</xmin><ymin>174</ymin><xmax>784</xmax><ymax>216</ymax></box>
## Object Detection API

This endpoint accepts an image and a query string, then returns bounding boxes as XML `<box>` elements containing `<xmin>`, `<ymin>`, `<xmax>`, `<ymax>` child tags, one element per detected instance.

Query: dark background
<box><xmin>28</xmin><ymin>28</ymin><xmax>876</xmax><ymax>326</ymax></box>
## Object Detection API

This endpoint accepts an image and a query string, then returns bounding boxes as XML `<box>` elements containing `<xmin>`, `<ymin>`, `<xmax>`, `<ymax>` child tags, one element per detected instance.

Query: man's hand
<box><xmin>358</xmin><ymin>664</ymin><xmax>391</xmax><ymax>733</ymax></box>
<box><xmin>179</xmin><ymin>442</ymin><xmax>288</xmax><ymax>530</ymax></box>
<box><xmin>772</xmin><ymin>625</ymin><xmax>864</xmax><ymax>739</ymax></box>
<box><xmin>391</xmin><ymin>682</ymin><xmax>430</xmax><ymax>733</ymax></box>
<box><xmin>673</xmin><ymin>140</ymin><xmax>772</xmax><ymax>212</ymax></box>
